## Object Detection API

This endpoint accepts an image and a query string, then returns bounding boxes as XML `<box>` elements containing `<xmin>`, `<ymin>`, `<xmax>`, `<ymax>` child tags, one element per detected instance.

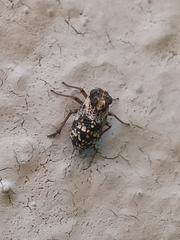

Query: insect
<box><xmin>48</xmin><ymin>82</ymin><xmax>130</xmax><ymax>150</ymax></box>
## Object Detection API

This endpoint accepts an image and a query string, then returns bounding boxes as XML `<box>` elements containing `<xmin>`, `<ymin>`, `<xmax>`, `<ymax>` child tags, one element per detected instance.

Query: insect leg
<box><xmin>47</xmin><ymin>109</ymin><xmax>78</xmax><ymax>138</ymax></box>
<box><xmin>101</xmin><ymin>122</ymin><xmax>112</xmax><ymax>135</ymax></box>
<box><xmin>108</xmin><ymin>112</ymin><xmax>130</xmax><ymax>126</ymax></box>
<box><xmin>50</xmin><ymin>89</ymin><xmax>83</xmax><ymax>104</ymax></box>
<box><xmin>62</xmin><ymin>81</ymin><xmax>88</xmax><ymax>98</ymax></box>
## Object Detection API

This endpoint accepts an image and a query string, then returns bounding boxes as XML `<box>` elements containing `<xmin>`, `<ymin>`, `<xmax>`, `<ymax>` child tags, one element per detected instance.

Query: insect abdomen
<box><xmin>70</xmin><ymin>116</ymin><xmax>102</xmax><ymax>149</ymax></box>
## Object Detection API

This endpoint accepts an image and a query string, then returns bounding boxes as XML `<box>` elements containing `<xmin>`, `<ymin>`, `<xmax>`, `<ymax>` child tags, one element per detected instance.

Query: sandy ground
<box><xmin>1</xmin><ymin>0</ymin><xmax>180</xmax><ymax>239</ymax></box>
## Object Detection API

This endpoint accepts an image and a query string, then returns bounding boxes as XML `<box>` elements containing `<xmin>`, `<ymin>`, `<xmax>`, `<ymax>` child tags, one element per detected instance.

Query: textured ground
<box><xmin>1</xmin><ymin>0</ymin><xmax>180</xmax><ymax>239</ymax></box>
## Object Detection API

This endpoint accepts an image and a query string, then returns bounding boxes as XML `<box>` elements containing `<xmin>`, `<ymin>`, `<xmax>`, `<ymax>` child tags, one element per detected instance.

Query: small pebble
<box><xmin>23</xmin><ymin>6</ymin><xmax>30</xmax><ymax>15</ymax></box>
<box><xmin>47</xmin><ymin>9</ymin><xmax>54</xmax><ymax>17</ymax></box>
<box><xmin>0</xmin><ymin>179</ymin><xmax>14</xmax><ymax>194</ymax></box>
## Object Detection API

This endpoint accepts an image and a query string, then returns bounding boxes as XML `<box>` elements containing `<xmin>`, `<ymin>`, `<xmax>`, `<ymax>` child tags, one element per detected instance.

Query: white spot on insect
<box><xmin>72</xmin><ymin>130</ymin><xmax>78</xmax><ymax>136</ymax></box>
<box><xmin>78</xmin><ymin>135</ymin><xmax>81</xmax><ymax>141</ymax></box>
<box><xmin>75</xmin><ymin>115</ymin><xmax>79</xmax><ymax>121</ymax></box>
<box><xmin>81</xmin><ymin>126</ymin><xmax>86</xmax><ymax>132</ymax></box>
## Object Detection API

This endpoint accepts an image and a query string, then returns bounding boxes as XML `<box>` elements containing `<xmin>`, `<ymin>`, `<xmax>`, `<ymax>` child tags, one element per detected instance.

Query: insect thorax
<box><xmin>77</xmin><ymin>97</ymin><xmax>108</xmax><ymax>123</ymax></box>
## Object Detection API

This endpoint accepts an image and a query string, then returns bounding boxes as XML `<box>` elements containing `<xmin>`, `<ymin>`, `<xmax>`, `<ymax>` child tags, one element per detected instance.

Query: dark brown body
<box><xmin>48</xmin><ymin>82</ymin><xmax>130</xmax><ymax>149</ymax></box>
<box><xmin>70</xmin><ymin>97</ymin><xmax>109</xmax><ymax>149</ymax></box>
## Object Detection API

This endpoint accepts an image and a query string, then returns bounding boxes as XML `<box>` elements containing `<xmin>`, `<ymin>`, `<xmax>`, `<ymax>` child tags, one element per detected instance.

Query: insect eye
<box><xmin>90</xmin><ymin>89</ymin><xmax>100</xmax><ymax>106</ymax></box>
<box><xmin>90</xmin><ymin>89</ymin><xmax>98</xmax><ymax>96</ymax></box>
